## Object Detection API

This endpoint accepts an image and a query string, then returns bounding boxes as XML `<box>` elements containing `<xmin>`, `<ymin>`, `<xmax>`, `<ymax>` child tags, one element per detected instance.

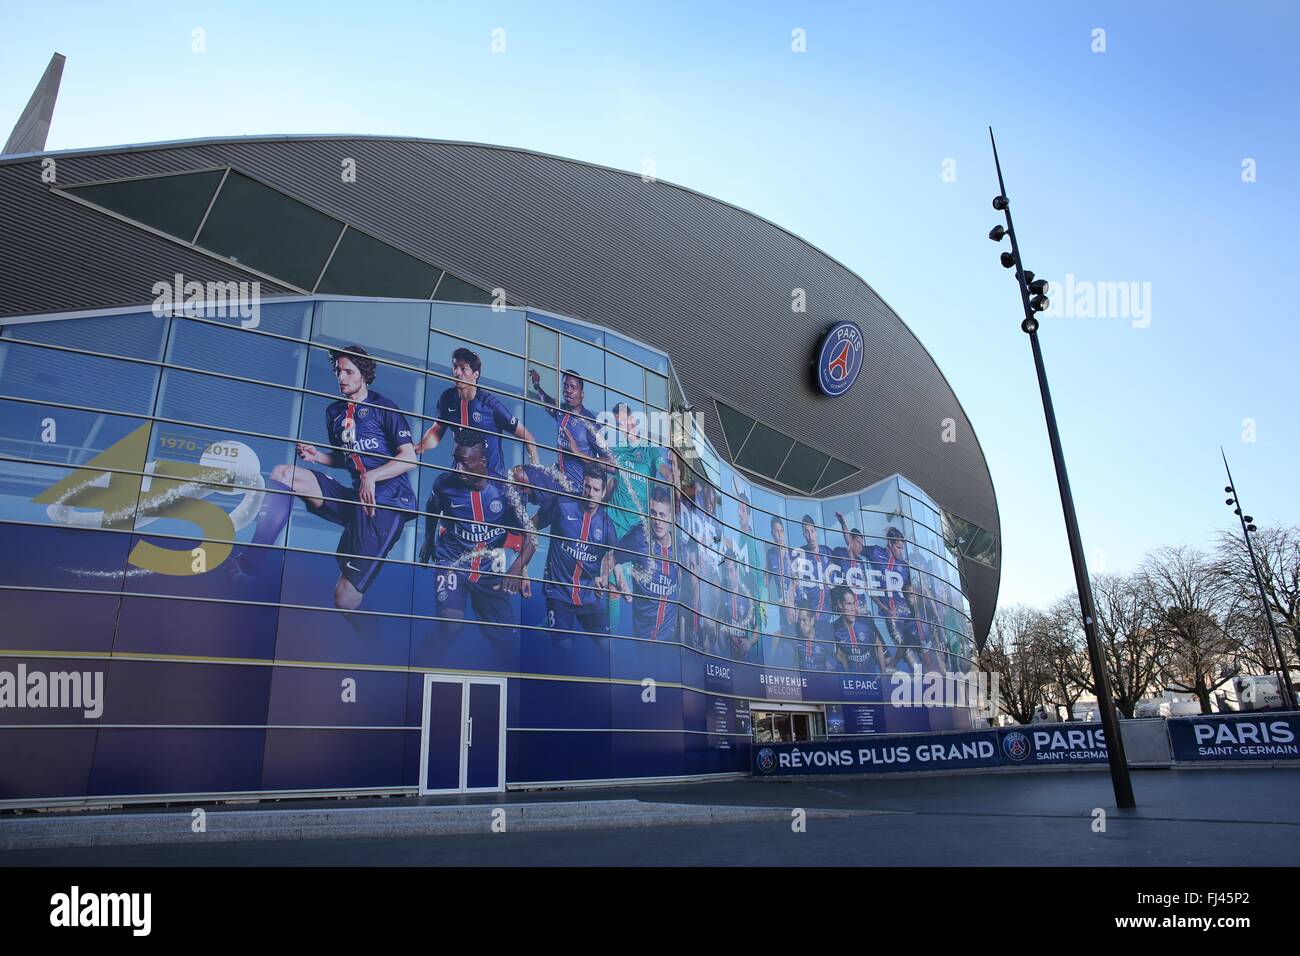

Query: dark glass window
<box><xmin>432</xmin><ymin>272</ymin><xmax>494</xmax><ymax>305</ymax></box>
<box><xmin>734</xmin><ymin>420</ymin><xmax>793</xmax><ymax>476</ymax></box>
<box><xmin>62</xmin><ymin>169</ymin><xmax>225</xmax><ymax>242</ymax></box>
<box><xmin>815</xmin><ymin>457</ymin><xmax>858</xmax><ymax>492</ymax></box>
<box><xmin>715</xmin><ymin>402</ymin><xmax>755</xmax><ymax>458</ymax></box>
<box><xmin>775</xmin><ymin>442</ymin><xmax>829</xmax><ymax>495</ymax></box>
<box><xmin>195</xmin><ymin>172</ymin><xmax>343</xmax><ymax>290</ymax></box>
<box><xmin>315</xmin><ymin>228</ymin><xmax>440</xmax><ymax>299</ymax></box>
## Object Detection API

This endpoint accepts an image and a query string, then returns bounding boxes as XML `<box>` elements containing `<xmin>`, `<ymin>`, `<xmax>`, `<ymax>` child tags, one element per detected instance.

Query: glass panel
<box><xmin>715</xmin><ymin>402</ymin><xmax>755</xmax><ymax>458</ymax></box>
<box><xmin>815</xmin><ymin>457</ymin><xmax>857</xmax><ymax>492</ymax></box>
<box><xmin>432</xmin><ymin>272</ymin><xmax>493</xmax><ymax>305</ymax></box>
<box><xmin>315</xmin><ymin>228</ymin><xmax>441</xmax><ymax>298</ymax></box>
<box><xmin>0</xmin><ymin>340</ymin><xmax>158</xmax><ymax>415</ymax></box>
<box><xmin>645</xmin><ymin>372</ymin><xmax>669</xmax><ymax>410</ymax></box>
<box><xmin>432</xmin><ymin>302</ymin><xmax>525</xmax><ymax>356</ymax></box>
<box><xmin>604</xmin><ymin>352</ymin><xmax>643</xmax><ymax>401</ymax></box>
<box><xmin>734</xmin><ymin>420</ymin><xmax>793</xmax><ymax>476</ymax></box>
<box><xmin>167</xmin><ymin>317</ymin><xmax>306</xmax><ymax>389</ymax></box>
<box><xmin>195</xmin><ymin>172</ymin><xmax>343</xmax><ymax>290</ymax></box>
<box><xmin>530</xmin><ymin>311</ymin><xmax>603</xmax><ymax>346</ymax></box>
<box><xmin>559</xmin><ymin>335</ymin><xmax>603</xmax><ymax>389</ymax></box>
<box><xmin>3</xmin><ymin>312</ymin><xmax>166</xmax><ymax>361</ymax></box>
<box><xmin>63</xmin><ymin>169</ymin><xmax>225</xmax><ymax>242</ymax></box>
<box><xmin>605</xmin><ymin>331</ymin><xmax>668</xmax><ymax>374</ymax></box>
<box><xmin>775</xmin><ymin>442</ymin><xmax>829</xmax><ymax>494</ymax></box>
<box><xmin>428</xmin><ymin>332</ymin><xmax>524</xmax><ymax>397</ymax></box>
<box><xmin>157</xmin><ymin>368</ymin><xmax>299</xmax><ymax>437</ymax></box>
<box><xmin>527</xmin><ymin>322</ymin><xmax>558</xmax><ymax>367</ymax></box>
<box><xmin>312</xmin><ymin>300</ymin><xmax>430</xmax><ymax>366</ymax></box>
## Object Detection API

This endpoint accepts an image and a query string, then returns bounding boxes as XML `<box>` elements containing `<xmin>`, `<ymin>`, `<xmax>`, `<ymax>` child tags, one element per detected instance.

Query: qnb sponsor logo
<box><xmin>1030</xmin><ymin>726</ymin><xmax>1107</xmax><ymax>761</ymax></box>
<box><xmin>50</xmin><ymin>886</ymin><xmax>151</xmax><ymax>936</ymax></box>
<box><xmin>1043</xmin><ymin>273</ymin><xmax>1152</xmax><ymax>329</ymax></box>
<box><xmin>1193</xmin><ymin>719</ymin><xmax>1297</xmax><ymax>756</ymax></box>
<box><xmin>889</xmin><ymin>670</ymin><xmax>999</xmax><ymax>716</ymax></box>
<box><xmin>0</xmin><ymin>665</ymin><xmax>104</xmax><ymax>719</ymax></box>
<box><xmin>152</xmin><ymin>273</ymin><xmax>261</xmax><ymax>328</ymax></box>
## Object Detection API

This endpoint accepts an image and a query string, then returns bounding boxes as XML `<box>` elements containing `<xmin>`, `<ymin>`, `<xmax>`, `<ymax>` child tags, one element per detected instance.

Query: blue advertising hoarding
<box><xmin>752</xmin><ymin>723</ymin><xmax>1111</xmax><ymax>776</ymax></box>
<box><xmin>1167</xmin><ymin>713</ymin><xmax>1300</xmax><ymax>762</ymax></box>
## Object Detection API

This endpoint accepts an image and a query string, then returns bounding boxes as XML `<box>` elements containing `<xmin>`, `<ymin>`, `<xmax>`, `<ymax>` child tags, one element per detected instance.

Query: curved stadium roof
<box><xmin>0</xmin><ymin>134</ymin><xmax>1000</xmax><ymax>637</ymax></box>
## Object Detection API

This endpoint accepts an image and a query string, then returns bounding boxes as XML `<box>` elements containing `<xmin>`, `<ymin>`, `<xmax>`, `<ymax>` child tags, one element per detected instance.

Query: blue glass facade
<box><xmin>0</xmin><ymin>297</ymin><xmax>976</xmax><ymax>803</ymax></box>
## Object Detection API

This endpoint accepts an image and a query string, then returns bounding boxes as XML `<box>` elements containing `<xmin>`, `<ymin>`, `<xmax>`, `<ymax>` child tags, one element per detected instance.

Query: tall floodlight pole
<box><xmin>987</xmin><ymin>128</ymin><xmax>1135</xmax><ymax>808</ymax></box>
<box><xmin>1221</xmin><ymin>450</ymin><xmax>1297</xmax><ymax>711</ymax></box>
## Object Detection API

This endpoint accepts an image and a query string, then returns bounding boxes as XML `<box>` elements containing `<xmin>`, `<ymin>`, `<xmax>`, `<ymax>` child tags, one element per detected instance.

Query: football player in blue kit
<box><xmin>867</xmin><ymin>526</ymin><xmax>935</xmax><ymax>673</ymax></box>
<box><xmin>832</xmin><ymin>510</ymin><xmax>870</xmax><ymax>598</ymax></box>
<box><xmin>416</xmin><ymin>347</ymin><xmax>538</xmax><ymax>473</ymax></box>
<box><xmin>611</xmin><ymin>483</ymin><xmax>679</xmax><ymax>643</ymax></box>
<box><xmin>794</xmin><ymin>514</ymin><xmax>832</xmax><ymax>618</ymax></box>
<box><xmin>794</xmin><ymin>605</ymin><xmax>837</xmax><ymax>672</ymax></box>
<box><xmin>273</xmin><ymin>345</ymin><xmax>418</xmax><ymax>611</ymax></box>
<box><xmin>527</xmin><ymin>367</ymin><xmax>616</xmax><ymax>493</ymax></box>
<box><xmin>513</xmin><ymin>460</ymin><xmax>618</xmax><ymax>639</ymax></box>
<box><xmin>717</xmin><ymin>554</ymin><xmax>758</xmax><ymax>661</ymax></box>
<box><xmin>766</xmin><ymin>516</ymin><xmax>799</xmax><ymax>638</ymax></box>
<box><xmin>422</xmin><ymin>433</ymin><xmax>535</xmax><ymax>640</ymax></box>
<box><xmin>829</xmin><ymin>585</ymin><xmax>885</xmax><ymax>673</ymax></box>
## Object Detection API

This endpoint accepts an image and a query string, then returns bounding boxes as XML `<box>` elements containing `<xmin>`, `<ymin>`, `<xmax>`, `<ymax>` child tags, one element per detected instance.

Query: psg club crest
<box><xmin>815</xmin><ymin>321</ymin><xmax>863</xmax><ymax>397</ymax></box>
<box><xmin>1002</xmin><ymin>731</ymin><xmax>1031</xmax><ymax>762</ymax></box>
<box><xmin>756</xmin><ymin>747</ymin><xmax>778</xmax><ymax>774</ymax></box>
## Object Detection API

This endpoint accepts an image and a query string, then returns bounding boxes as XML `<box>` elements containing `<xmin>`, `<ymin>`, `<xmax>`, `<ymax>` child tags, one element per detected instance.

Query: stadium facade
<box><xmin>0</xmin><ymin>132</ymin><xmax>1000</xmax><ymax>804</ymax></box>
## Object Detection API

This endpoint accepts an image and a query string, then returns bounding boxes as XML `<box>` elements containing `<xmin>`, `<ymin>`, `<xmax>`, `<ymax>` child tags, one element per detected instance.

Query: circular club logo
<box><xmin>756</xmin><ymin>747</ymin><xmax>778</xmax><ymax>774</ymax></box>
<box><xmin>816</xmin><ymin>321</ymin><xmax>864</xmax><ymax>397</ymax></box>
<box><xmin>1002</xmin><ymin>731</ymin><xmax>1031</xmax><ymax>762</ymax></box>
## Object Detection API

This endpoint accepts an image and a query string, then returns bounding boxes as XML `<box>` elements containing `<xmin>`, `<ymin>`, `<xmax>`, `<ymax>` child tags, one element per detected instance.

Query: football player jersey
<box><xmin>794</xmin><ymin>544</ymin><xmax>831</xmax><ymax>612</ymax></box>
<box><xmin>324</xmin><ymin>390</ymin><xmax>415</xmax><ymax>507</ymax></box>
<box><xmin>616</xmin><ymin>523</ymin><xmax>678</xmax><ymax>641</ymax></box>
<box><xmin>428</xmin><ymin>470</ymin><xmax>523</xmax><ymax>585</ymax></box>
<box><xmin>435</xmin><ymin>386</ymin><xmax>519</xmax><ymax>476</ymax></box>
<box><xmin>522</xmin><ymin>465</ymin><xmax>617</xmax><ymax>607</ymax></box>
<box><xmin>548</xmin><ymin>404</ymin><xmax>605</xmax><ymax>491</ymax></box>
<box><xmin>835</xmin><ymin>614</ymin><xmax>876</xmax><ymax>671</ymax></box>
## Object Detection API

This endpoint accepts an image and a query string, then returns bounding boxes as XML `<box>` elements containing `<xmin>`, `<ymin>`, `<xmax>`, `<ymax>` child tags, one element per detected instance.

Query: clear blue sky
<box><xmin>4</xmin><ymin>0</ymin><xmax>1297</xmax><ymax>609</ymax></box>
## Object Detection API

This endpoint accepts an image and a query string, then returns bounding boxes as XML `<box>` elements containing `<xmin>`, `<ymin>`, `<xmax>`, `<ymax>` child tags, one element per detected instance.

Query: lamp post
<box><xmin>987</xmin><ymin>128</ymin><xmax>1135</xmax><ymax>808</ymax></box>
<box><xmin>1221</xmin><ymin>449</ymin><xmax>1297</xmax><ymax>711</ymax></box>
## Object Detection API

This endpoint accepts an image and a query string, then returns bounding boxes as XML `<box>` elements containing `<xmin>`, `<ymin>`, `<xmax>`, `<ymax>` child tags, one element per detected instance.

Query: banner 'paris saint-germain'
<box><xmin>753</xmin><ymin>724</ymin><xmax>1110</xmax><ymax>776</ymax></box>
<box><xmin>816</xmin><ymin>321</ymin><xmax>864</xmax><ymax>397</ymax></box>
<box><xmin>1167</xmin><ymin>714</ymin><xmax>1300</xmax><ymax>762</ymax></box>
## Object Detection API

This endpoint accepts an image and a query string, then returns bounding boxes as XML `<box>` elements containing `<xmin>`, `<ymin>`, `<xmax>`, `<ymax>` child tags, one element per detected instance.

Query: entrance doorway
<box><xmin>752</xmin><ymin>708</ymin><xmax>827</xmax><ymax>744</ymax></box>
<box><xmin>419</xmin><ymin>674</ymin><xmax>507</xmax><ymax>794</ymax></box>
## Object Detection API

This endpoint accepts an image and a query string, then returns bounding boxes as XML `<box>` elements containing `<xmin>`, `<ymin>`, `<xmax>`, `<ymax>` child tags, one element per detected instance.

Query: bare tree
<box><xmin>979</xmin><ymin>604</ymin><xmax>1055</xmax><ymax>725</ymax></box>
<box><xmin>1041</xmin><ymin>598</ymin><xmax>1092</xmax><ymax>720</ymax></box>
<box><xmin>1215</xmin><ymin>524</ymin><xmax>1300</xmax><ymax>672</ymax></box>
<box><xmin>1142</xmin><ymin>546</ymin><xmax>1240</xmax><ymax>714</ymax></box>
<box><xmin>1054</xmin><ymin>573</ymin><xmax>1167</xmax><ymax>718</ymax></box>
